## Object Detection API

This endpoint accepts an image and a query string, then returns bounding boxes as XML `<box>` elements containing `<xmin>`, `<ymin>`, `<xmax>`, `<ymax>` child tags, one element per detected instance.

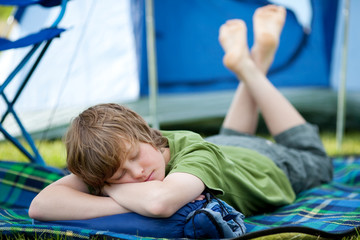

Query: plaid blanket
<box><xmin>0</xmin><ymin>161</ymin><xmax>64</xmax><ymax>209</ymax></box>
<box><xmin>240</xmin><ymin>155</ymin><xmax>360</xmax><ymax>239</ymax></box>
<box><xmin>1</xmin><ymin>157</ymin><xmax>360</xmax><ymax>239</ymax></box>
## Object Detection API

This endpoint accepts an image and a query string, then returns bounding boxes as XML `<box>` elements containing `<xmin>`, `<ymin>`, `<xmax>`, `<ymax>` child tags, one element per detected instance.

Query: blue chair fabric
<box><xmin>0</xmin><ymin>0</ymin><xmax>67</xmax><ymax>165</ymax></box>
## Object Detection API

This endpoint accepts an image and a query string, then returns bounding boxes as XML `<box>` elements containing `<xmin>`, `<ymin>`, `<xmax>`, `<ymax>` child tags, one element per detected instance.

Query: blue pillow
<box><xmin>36</xmin><ymin>194</ymin><xmax>246</xmax><ymax>238</ymax></box>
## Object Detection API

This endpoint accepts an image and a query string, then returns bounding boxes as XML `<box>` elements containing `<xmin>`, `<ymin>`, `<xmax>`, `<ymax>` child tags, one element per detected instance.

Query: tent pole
<box><xmin>336</xmin><ymin>0</ymin><xmax>350</xmax><ymax>150</ymax></box>
<box><xmin>145</xmin><ymin>0</ymin><xmax>159</xmax><ymax>129</ymax></box>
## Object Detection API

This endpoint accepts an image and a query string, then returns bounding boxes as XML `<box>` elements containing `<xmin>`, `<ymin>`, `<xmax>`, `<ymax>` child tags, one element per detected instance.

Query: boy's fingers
<box><xmin>191</xmin><ymin>194</ymin><xmax>206</xmax><ymax>202</ymax></box>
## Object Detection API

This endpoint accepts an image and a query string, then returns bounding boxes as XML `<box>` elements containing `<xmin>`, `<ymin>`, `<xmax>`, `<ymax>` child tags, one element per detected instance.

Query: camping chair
<box><xmin>0</xmin><ymin>0</ymin><xmax>67</xmax><ymax>165</ymax></box>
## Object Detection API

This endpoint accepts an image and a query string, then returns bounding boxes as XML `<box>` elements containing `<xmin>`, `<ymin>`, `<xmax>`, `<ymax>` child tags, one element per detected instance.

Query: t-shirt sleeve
<box><xmin>167</xmin><ymin>142</ymin><xmax>227</xmax><ymax>194</ymax></box>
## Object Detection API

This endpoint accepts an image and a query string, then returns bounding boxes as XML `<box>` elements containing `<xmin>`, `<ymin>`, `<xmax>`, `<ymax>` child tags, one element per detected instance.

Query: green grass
<box><xmin>1</xmin><ymin>131</ymin><xmax>359</xmax><ymax>168</ymax></box>
<box><xmin>0</xmin><ymin>139</ymin><xmax>67</xmax><ymax>168</ymax></box>
<box><xmin>321</xmin><ymin>131</ymin><xmax>360</xmax><ymax>156</ymax></box>
<box><xmin>0</xmin><ymin>6</ymin><xmax>13</xmax><ymax>21</ymax></box>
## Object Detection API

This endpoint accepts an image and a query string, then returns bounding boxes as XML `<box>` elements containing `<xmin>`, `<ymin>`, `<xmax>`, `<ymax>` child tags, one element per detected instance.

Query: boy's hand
<box><xmin>191</xmin><ymin>194</ymin><xmax>205</xmax><ymax>203</ymax></box>
<box><xmin>102</xmin><ymin>184</ymin><xmax>116</xmax><ymax>197</ymax></box>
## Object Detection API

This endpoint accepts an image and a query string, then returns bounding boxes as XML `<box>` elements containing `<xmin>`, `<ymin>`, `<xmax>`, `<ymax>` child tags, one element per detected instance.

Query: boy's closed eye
<box><xmin>129</xmin><ymin>145</ymin><xmax>140</xmax><ymax>161</ymax></box>
<box><xmin>117</xmin><ymin>170</ymin><xmax>127</xmax><ymax>180</ymax></box>
<box><xmin>110</xmin><ymin>169</ymin><xmax>127</xmax><ymax>182</ymax></box>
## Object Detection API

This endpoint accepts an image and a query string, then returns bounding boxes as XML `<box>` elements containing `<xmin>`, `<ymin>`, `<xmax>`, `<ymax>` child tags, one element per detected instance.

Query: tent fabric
<box><xmin>1</xmin><ymin>156</ymin><xmax>360</xmax><ymax>239</ymax></box>
<box><xmin>132</xmin><ymin>0</ymin><xmax>338</xmax><ymax>95</ymax></box>
<box><xmin>1</xmin><ymin>0</ymin><xmax>139</xmax><ymax>113</ymax></box>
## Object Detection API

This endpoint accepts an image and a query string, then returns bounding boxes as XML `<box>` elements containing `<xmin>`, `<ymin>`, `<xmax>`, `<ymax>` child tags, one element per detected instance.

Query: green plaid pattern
<box><xmin>0</xmin><ymin>161</ymin><xmax>64</xmax><ymax>209</ymax></box>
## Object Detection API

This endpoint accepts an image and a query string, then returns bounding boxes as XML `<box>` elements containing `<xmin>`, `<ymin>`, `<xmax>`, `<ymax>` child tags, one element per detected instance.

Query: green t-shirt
<box><xmin>163</xmin><ymin>130</ymin><xmax>295</xmax><ymax>216</ymax></box>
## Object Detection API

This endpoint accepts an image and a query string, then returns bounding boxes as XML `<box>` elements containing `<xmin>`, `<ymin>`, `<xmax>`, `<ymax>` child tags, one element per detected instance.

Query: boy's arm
<box><xmin>104</xmin><ymin>172</ymin><xmax>205</xmax><ymax>218</ymax></box>
<box><xmin>29</xmin><ymin>174</ymin><xmax>130</xmax><ymax>221</ymax></box>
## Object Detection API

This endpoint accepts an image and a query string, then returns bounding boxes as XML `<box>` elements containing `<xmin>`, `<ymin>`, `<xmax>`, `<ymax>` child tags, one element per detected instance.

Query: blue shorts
<box><xmin>205</xmin><ymin>123</ymin><xmax>333</xmax><ymax>194</ymax></box>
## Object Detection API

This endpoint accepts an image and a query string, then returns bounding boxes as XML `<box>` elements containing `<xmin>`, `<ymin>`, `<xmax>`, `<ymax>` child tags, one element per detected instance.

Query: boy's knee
<box><xmin>290</xmin><ymin>154</ymin><xmax>333</xmax><ymax>194</ymax></box>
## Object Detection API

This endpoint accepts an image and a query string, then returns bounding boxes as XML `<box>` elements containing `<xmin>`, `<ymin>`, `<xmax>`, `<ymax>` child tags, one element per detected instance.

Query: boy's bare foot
<box><xmin>219</xmin><ymin>19</ymin><xmax>253</xmax><ymax>76</ymax></box>
<box><xmin>251</xmin><ymin>5</ymin><xmax>286</xmax><ymax>73</ymax></box>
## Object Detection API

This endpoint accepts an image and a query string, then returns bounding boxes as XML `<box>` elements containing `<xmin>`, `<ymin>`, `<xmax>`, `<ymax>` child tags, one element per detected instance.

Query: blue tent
<box><xmin>128</xmin><ymin>0</ymin><xmax>360</xmax><ymax>138</ymax></box>
<box><xmin>1</xmin><ymin>0</ymin><xmax>359</xmax><ymax>144</ymax></box>
<box><xmin>133</xmin><ymin>0</ymin><xmax>338</xmax><ymax>95</ymax></box>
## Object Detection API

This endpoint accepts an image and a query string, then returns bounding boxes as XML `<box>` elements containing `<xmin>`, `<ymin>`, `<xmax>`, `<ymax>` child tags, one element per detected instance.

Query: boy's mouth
<box><xmin>145</xmin><ymin>171</ymin><xmax>154</xmax><ymax>182</ymax></box>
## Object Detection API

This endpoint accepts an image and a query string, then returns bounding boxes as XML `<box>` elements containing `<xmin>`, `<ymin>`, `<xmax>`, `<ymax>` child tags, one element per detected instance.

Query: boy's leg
<box><xmin>221</xmin><ymin>83</ymin><xmax>258</xmax><ymax>135</ymax></box>
<box><xmin>251</xmin><ymin>5</ymin><xmax>286</xmax><ymax>73</ymax></box>
<box><xmin>220</xmin><ymin>18</ymin><xmax>257</xmax><ymax>134</ymax></box>
<box><xmin>219</xmin><ymin>9</ymin><xmax>305</xmax><ymax>136</ymax></box>
<box><xmin>221</xmin><ymin>5</ymin><xmax>286</xmax><ymax>135</ymax></box>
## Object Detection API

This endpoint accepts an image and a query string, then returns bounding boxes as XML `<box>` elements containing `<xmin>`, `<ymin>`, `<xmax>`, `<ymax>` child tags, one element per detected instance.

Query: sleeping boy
<box><xmin>29</xmin><ymin>5</ymin><xmax>332</xmax><ymax>221</ymax></box>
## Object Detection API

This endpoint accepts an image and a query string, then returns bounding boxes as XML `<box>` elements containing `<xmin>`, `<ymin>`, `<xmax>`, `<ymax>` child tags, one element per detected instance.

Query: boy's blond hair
<box><xmin>65</xmin><ymin>103</ymin><xmax>168</xmax><ymax>195</ymax></box>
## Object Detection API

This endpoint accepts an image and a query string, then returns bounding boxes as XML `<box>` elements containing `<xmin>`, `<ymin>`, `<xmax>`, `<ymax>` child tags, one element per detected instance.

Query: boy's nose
<box><xmin>130</xmin><ymin>165</ymin><xmax>145</xmax><ymax>180</ymax></box>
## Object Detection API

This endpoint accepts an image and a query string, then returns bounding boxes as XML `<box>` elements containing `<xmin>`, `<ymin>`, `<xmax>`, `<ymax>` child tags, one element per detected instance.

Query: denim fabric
<box><xmin>184</xmin><ymin>194</ymin><xmax>246</xmax><ymax>238</ymax></box>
